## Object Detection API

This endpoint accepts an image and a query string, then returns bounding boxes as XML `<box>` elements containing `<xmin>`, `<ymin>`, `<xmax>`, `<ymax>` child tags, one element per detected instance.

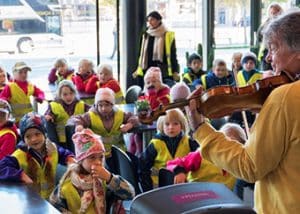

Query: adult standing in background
<box><xmin>133</xmin><ymin>11</ymin><xmax>180</xmax><ymax>88</ymax></box>
<box><xmin>186</xmin><ymin>10</ymin><xmax>300</xmax><ymax>214</ymax></box>
<box><xmin>257</xmin><ymin>2</ymin><xmax>283</xmax><ymax>70</ymax></box>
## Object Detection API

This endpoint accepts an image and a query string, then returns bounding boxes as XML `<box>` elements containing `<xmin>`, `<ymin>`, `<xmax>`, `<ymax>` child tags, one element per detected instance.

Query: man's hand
<box><xmin>173</xmin><ymin>72</ymin><xmax>180</xmax><ymax>82</ymax></box>
<box><xmin>132</xmin><ymin>71</ymin><xmax>138</xmax><ymax>79</ymax></box>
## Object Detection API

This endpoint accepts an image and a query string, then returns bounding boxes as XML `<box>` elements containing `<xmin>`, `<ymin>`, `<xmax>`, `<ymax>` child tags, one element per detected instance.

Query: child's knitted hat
<box><xmin>72</xmin><ymin>129</ymin><xmax>105</xmax><ymax>162</ymax></box>
<box><xmin>170</xmin><ymin>82</ymin><xmax>191</xmax><ymax>102</ymax></box>
<box><xmin>95</xmin><ymin>88</ymin><xmax>115</xmax><ymax>105</ymax></box>
<box><xmin>144</xmin><ymin>67</ymin><xmax>162</xmax><ymax>83</ymax></box>
<box><xmin>0</xmin><ymin>99</ymin><xmax>11</xmax><ymax>114</ymax></box>
<box><xmin>19</xmin><ymin>112</ymin><xmax>47</xmax><ymax>139</ymax></box>
<box><xmin>241</xmin><ymin>52</ymin><xmax>257</xmax><ymax>65</ymax></box>
<box><xmin>56</xmin><ymin>80</ymin><xmax>78</xmax><ymax>99</ymax></box>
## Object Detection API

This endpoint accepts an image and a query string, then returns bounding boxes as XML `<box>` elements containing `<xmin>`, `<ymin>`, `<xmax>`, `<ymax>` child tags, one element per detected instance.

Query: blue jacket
<box><xmin>192</xmin><ymin>71</ymin><xmax>235</xmax><ymax>90</ymax></box>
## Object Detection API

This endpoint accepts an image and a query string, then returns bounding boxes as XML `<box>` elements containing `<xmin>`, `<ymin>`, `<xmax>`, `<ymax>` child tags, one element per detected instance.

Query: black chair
<box><xmin>46</xmin><ymin>120</ymin><xmax>59</xmax><ymax>143</ymax></box>
<box><xmin>130</xmin><ymin>182</ymin><xmax>256</xmax><ymax>214</ymax></box>
<box><xmin>125</xmin><ymin>85</ymin><xmax>142</xmax><ymax>104</ymax></box>
<box><xmin>111</xmin><ymin>145</ymin><xmax>142</xmax><ymax>195</ymax></box>
<box><xmin>158</xmin><ymin>168</ymin><xmax>175</xmax><ymax>187</ymax></box>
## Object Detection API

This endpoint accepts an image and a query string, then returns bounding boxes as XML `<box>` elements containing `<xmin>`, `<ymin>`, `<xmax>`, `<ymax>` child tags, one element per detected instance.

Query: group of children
<box><xmin>0</xmin><ymin>50</ymin><xmax>264</xmax><ymax>212</ymax></box>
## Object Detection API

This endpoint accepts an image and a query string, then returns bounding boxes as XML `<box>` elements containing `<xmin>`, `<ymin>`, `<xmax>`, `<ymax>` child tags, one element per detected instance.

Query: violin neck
<box><xmin>164</xmin><ymin>99</ymin><xmax>190</xmax><ymax>111</ymax></box>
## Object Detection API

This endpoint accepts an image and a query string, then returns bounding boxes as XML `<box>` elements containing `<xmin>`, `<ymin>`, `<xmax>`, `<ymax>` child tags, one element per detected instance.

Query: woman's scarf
<box><xmin>140</xmin><ymin>23</ymin><xmax>167</xmax><ymax>69</ymax></box>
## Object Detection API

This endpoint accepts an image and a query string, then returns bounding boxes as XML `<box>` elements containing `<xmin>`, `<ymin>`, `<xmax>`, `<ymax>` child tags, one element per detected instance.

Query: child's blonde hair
<box><xmin>212</xmin><ymin>59</ymin><xmax>227</xmax><ymax>68</ymax></box>
<box><xmin>157</xmin><ymin>108</ymin><xmax>188</xmax><ymax>135</ymax></box>
<box><xmin>55</xmin><ymin>80</ymin><xmax>78</xmax><ymax>100</ymax></box>
<box><xmin>232</xmin><ymin>52</ymin><xmax>242</xmax><ymax>61</ymax></box>
<box><xmin>97</xmin><ymin>64</ymin><xmax>113</xmax><ymax>76</ymax></box>
<box><xmin>54</xmin><ymin>58</ymin><xmax>67</xmax><ymax>68</ymax></box>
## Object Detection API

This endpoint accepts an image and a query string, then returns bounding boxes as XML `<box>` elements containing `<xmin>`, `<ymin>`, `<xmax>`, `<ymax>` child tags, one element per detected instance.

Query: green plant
<box><xmin>135</xmin><ymin>100</ymin><xmax>150</xmax><ymax>112</ymax></box>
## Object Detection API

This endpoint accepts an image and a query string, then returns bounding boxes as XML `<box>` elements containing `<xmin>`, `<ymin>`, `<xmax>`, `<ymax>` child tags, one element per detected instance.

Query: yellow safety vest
<box><xmin>183</xmin><ymin>73</ymin><xmax>192</xmax><ymax>84</ymax></box>
<box><xmin>237</xmin><ymin>71</ymin><xmax>262</xmax><ymax>87</ymax></box>
<box><xmin>50</xmin><ymin>101</ymin><xmax>85</xmax><ymax>143</ymax></box>
<box><xmin>137</xmin><ymin>31</ymin><xmax>175</xmax><ymax>77</ymax></box>
<box><xmin>9</xmin><ymin>82</ymin><xmax>34</xmax><ymax>123</ymax></box>
<box><xmin>200</xmin><ymin>74</ymin><xmax>208</xmax><ymax>90</ymax></box>
<box><xmin>56</xmin><ymin>72</ymin><xmax>73</xmax><ymax>84</ymax></box>
<box><xmin>12</xmin><ymin>142</ymin><xmax>58</xmax><ymax>199</ymax></box>
<box><xmin>89</xmin><ymin>110</ymin><xmax>125</xmax><ymax>155</ymax></box>
<box><xmin>60</xmin><ymin>178</ymin><xmax>106</xmax><ymax>214</ymax></box>
<box><xmin>187</xmin><ymin>158</ymin><xmax>236</xmax><ymax>190</ymax></box>
<box><xmin>151</xmin><ymin>135</ymin><xmax>191</xmax><ymax>185</ymax></box>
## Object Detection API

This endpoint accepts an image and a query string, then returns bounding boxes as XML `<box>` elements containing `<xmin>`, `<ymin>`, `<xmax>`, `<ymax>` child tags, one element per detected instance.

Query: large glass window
<box><xmin>0</xmin><ymin>0</ymin><xmax>98</xmax><ymax>91</ymax></box>
<box><xmin>147</xmin><ymin>0</ymin><xmax>203</xmax><ymax>75</ymax></box>
<box><xmin>214</xmin><ymin>0</ymin><xmax>250</xmax><ymax>70</ymax></box>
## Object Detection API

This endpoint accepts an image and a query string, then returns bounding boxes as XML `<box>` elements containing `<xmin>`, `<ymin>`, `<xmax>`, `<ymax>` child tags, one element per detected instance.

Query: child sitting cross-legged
<box><xmin>86</xmin><ymin>64</ymin><xmax>125</xmax><ymax>104</ymax></box>
<box><xmin>44</xmin><ymin>80</ymin><xmax>90</xmax><ymax>149</ymax></box>
<box><xmin>68</xmin><ymin>88</ymin><xmax>138</xmax><ymax>156</ymax></box>
<box><xmin>0</xmin><ymin>112</ymin><xmax>75</xmax><ymax>199</ymax></box>
<box><xmin>50</xmin><ymin>129</ymin><xmax>135</xmax><ymax>213</ymax></box>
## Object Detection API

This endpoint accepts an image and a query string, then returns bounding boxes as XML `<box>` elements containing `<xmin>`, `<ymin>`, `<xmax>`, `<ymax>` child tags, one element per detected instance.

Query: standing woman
<box><xmin>186</xmin><ymin>10</ymin><xmax>300</xmax><ymax>214</ymax></box>
<box><xmin>257</xmin><ymin>2</ymin><xmax>283</xmax><ymax>70</ymax></box>
<box><xmin>133</xmin><ymin>11</ymin><xmax>180</xmax><ymax>88</ymax></box>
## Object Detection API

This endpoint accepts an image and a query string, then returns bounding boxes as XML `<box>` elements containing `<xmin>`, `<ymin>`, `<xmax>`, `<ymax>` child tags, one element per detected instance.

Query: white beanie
<box><xmin>170</xmin><ymin>82</ymin><xmax>190</xmax><ymax>102</ymax></box>
<box><xmin>144</xmin><ymin>67</ymin><xmax>162</xmax><ymax>83</ymax></box>
<box><xmin>95</xmin><ymin>88</ymin><xmax>115</xmax><ymax>104</ymax></box>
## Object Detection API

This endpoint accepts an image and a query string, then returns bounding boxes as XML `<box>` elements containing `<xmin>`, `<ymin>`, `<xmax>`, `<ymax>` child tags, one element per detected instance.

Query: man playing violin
<box><xmin>186</xmin><ymin>10</ymin><xmax>300</xmax><ymax>214</ymax></box>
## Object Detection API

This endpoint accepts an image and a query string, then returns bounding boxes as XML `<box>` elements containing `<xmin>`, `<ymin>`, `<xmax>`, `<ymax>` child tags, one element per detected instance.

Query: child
<box><xmin>236</xmin><ymin>52</ymin><xmax>262</xmax><ymax>87</ymax></box>
<box><xmin>166</xmin><ymin>122</ymin><xmax>246</xmax><ymax>190</ymax></box>
<box><xmin>0</xmin><ymin>62</ymin><xmax>45</xmax><ymax>124</ymax></box>
<box><xmin>192</xmin><ymin>59</ymin><xmax>235</xmax><ymax>90</ymax></box>
<box><xmin>0</xmin><ymin>99</ymin><xmax>18</xmax><ymax>160</ymax></box>
<box><xmin>0</xmin><ymin>66</ymin><xmax>8</xmax><ymax>93</ymax></box>
<box><xmin>44</xmin><ymin>80</ymin><xmax>90</xmax><ymax>148</ymax></box>
<box><xmin>48</xmin><ymin>58</ymin><xmax>74</xmax><ymax>84</ymax></box>
<box><xmin>182</xmin><ymin>53</ymin><xmax>205</xmax><ymax>91</ymax></box>
<box><xmin>139</xmin><ymin>108</ymin><xmax>199</xmax><ymax>192</ymax></box>
<box><xmin>0</xmin><ymin>112</ymin><xmax>75</xmax><ymax>199</ymax></box>
<box><xmin>231</xmin><ymin>52</ymin><xmax>243</xmax><ymax>73</ymax></box>
<box><xmin>72</xmin><ymin>59</ymin><xmax>96</xmax><ymax>93</ymax></box>
<box><xmin>68</xmin><ymin>88</ymin><xmax>138</xmax><ymax>156</ymax></box>
<box><xmin>50</xmin><ymin>129</ymin><xmax>135</xmax><ymax>213</ymax></box>
<box><xmin>86</xmin><ymin>64</ymin><xmax>125</xmax><ymax>104</ymax></box>
<box><xmin>138</xmin><ymin>67</ymin><xmax>171</xmax><ymax>110</ymax></box>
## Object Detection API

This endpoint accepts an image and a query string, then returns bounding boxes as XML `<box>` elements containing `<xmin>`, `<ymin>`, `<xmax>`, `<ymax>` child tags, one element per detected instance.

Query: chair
<box><xmin>46</xmin><ymin>120</ymin><xmax>59</xmax><ymax>143</ymax></box>
<box><xmin>158</xmin><ymin>168</ymin><xmax>174</xmax><ymax>187</ymax></box>
<box><xmin>111</xmin><ymin>145</ymin><xmax>142</xmax><ymax>195</ymax></box>
<box><xmin>125</xmin><ymin>85</ymin><xmax>142</xmax><ymax>104</ymax></box>
<box><xmin>130</xmin><ymin>182</ymin><xmax>256</xmax><ymax>214</ymax></box>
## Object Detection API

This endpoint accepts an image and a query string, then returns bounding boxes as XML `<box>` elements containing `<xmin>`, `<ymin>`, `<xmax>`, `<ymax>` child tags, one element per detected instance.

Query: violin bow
<box><xmin>232</xmin><ymin>69</ymin><xmax>250</xmax><ymax>138</ymax></box>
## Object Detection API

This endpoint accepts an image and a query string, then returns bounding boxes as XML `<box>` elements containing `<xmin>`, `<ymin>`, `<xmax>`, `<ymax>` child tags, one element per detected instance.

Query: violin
<box><xmin>138</xmin><ymin>72</ymin><xmax>294</xmax><ymax>124</ymax></box>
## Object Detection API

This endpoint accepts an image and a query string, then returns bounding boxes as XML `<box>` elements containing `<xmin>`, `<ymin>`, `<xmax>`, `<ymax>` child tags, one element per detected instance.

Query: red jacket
<box><xmin>86</xmin><ymin>76</ymin><xmax>121</xmax><ymax>94</ymax></box>
<box><xmin>72</xmin><ymin>73</ymin><xmax>97</xmax><ymax>93</ymax></box>
<box><xmin>139</xmin><ymin>86</ymin><xmax>170</xmax><ymax>110</ymax></box>
<box><xmin>0</xmin><ymin>123</ymin><xmax>18</xmax><ymax>160</ymax></box>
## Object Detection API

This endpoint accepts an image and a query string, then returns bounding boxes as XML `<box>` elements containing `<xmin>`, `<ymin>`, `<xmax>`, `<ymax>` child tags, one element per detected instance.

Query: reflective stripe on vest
<box><xmin>150</xmin><ymin>135</ymin><xmax>191</xmax><ymax>185</ymax></box>
<box><xmin>183</xmin><ymin>73</ymin><xmax>192</xmax><ymax>84</ymax></box>
<box><xmin>50</xmin><ymin>101</ymin><xmax>85</xmax><ymax>143</ymax></box>
<box><xmin>201</xmin><ymin>74</ymin><xmax>207</xmax><ymax>90</ymax></box>
<box><xmin>89</xmin><ymin>110</ymin><xmax>125</xmax><ymax>155</ymax></box>
<box><xmin>237</xmin><ymin>71</ymin><xmax>262</xmax><ymax>87</ymax></box>
<box><xmin>56</xmin><ymin>73</ymin><xmax>73</xmax><ymax>84</ymax></box>
<box><xmin>9</xmin><ymin>82</ymin><xmax>34</xmax><ymax>123</ymax></box>
<box><xmin>136</xmin><ymin>31</ymin><xmax>175</xmax><ymax>77</ymax></box>
<box><xmin>12</xmin><ymin>142</ymin><xmax>58</xmax><ymax>199</ymax></box>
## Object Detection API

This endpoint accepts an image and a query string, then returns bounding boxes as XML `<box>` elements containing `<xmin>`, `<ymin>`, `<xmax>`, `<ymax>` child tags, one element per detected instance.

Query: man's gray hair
<box><xmin>263</xmin><ymin>9</ymin><xmax>300</xmax><ymax>52</ymax></box>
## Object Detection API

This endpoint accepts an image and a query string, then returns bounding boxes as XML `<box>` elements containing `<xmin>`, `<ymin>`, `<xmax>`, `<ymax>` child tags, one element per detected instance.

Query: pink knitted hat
<box><xmin>170</xmin><ymin>82</ymin><xmax>191</xmax><ymax>102</ymax></box>
<box><xmin>72</xmin><ymin>129</ymin><xmax>105</xmax><ymax>162</ymax></box>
